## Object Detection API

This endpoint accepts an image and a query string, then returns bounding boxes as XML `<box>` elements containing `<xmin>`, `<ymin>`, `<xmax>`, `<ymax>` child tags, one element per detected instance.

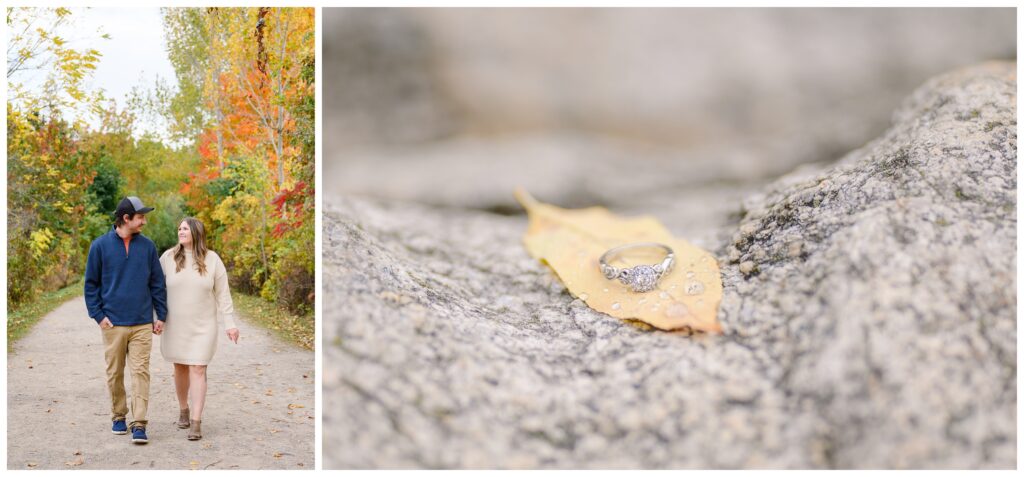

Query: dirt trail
<box><xmin>7</xmin><ymin>297</ymin><xmax>314</xmax><ymax>470</ymax></box>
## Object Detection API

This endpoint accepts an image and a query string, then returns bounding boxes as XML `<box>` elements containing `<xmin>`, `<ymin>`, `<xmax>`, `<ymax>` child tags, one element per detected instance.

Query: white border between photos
<box><xmin>315</xmin><ymin>3</ymin><xmax>324</xmax><ymax>472</ymax></box>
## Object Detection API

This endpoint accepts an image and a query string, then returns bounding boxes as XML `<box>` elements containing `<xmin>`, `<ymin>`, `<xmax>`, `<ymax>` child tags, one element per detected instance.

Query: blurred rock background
<box><xmin>325</xmin><ymin>9</ymin><xmax>1012</xmax><ymax>228</ymax></box>
<box><xmin>322</xmin><ymin>8</ymin><xmax>1016</xmax><ymax>469</ymax></box>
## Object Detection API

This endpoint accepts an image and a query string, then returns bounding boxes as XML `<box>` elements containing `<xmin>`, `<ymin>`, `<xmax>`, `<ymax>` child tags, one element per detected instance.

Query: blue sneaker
<box><xmin>131</xmin><ymin>426</ymin><xmax>148</xmax><ymax>444</ymax></box>
<box><xmin>111</xmin><ymin>420</ymin><xmax>128</xmax><ymax>435</ymax></box>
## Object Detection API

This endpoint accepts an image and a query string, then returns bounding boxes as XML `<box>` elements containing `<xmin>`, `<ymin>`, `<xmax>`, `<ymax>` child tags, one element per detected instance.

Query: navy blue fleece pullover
<box><xmin>84</xmin><ymin>227</ymin><xmax>168</xmax><ymax>325</ymax></box>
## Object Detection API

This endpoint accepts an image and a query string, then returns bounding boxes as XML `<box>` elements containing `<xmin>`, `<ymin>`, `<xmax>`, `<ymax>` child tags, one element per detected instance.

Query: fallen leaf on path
<box><xmin>265</xmin><ymin>389</ymin><xmax>274</xmax><ymax>396</ymax></box>
<box><xmin>65</xmin><ymin>457</ymin><xmax>83</xmax><ymax>467</ymax></box>
<box><xmin>190</xmin><ymin>461</ymin><xmax>200</xmax><ymax>469</ymax></box>
<box><xmin>269</xmin><ymin>429</ymin><xmax>280</xmax><ymax>434</ymax></box>
<box><xmin>26</xmin><ymin>463</ymin><xmax>37</xmax><ymax>468</ymax></box>
<box><xmin>273</xmin><ymin>452</ymin><xmax>283</xmax><ymax>459</ymax></box>
<box><xmin>287</xmin><ymin>403</ymin><xmax>304</xmax><ymax>409</ymax></box>
<box><xmin>516</xmin><ymin>189</ymin><xmax>723</xmax><ymax>332</ymax></box>
<box><xmin>74</xmin><ymin>451</ymin><xmax>82</xmax><ymax>456</ymax></box>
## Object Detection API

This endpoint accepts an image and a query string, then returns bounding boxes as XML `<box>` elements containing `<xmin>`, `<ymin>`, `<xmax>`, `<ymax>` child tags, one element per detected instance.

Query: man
<box><xmin>84</xmin><ymin>196</ymin><xmax>168</xmax><ymax>445</ymax></box>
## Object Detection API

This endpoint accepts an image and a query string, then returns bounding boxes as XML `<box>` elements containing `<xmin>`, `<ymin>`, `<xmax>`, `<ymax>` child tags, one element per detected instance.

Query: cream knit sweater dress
<box><xmin>159</xmin><ymin>248</ymin><xmax>237</xmax><ymax>365</ymax></box>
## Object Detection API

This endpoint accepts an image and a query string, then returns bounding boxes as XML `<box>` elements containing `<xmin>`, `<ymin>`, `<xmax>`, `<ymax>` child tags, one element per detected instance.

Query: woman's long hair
<box><xmin>174</xmin><ymin>217</ymin><xmax>209</xmax><ymax>276</ymax></box>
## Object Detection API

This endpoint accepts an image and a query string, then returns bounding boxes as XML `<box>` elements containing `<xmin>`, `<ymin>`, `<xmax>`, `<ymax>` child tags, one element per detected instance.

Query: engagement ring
<box><xmin>599</xmin><ymin>242</ymin><xmax>675</xmax><ymax>293</ymax></box>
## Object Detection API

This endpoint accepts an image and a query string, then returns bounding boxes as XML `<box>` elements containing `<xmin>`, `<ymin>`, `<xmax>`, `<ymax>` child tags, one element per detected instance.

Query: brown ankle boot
<box><xmin>177</xmin><ymin>408</ymin><xmax>190</xmax><ymax>429</ymax></box>
<box><xmin>187</xmin><ymin>420</ymin><xmax>202</xmax><ymax>440</ymax></box>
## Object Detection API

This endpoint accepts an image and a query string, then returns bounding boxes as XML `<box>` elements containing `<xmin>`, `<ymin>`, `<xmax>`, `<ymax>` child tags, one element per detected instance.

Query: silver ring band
<box><xmin>599</xmin><ymin>242</ymin><xmax>675</xmax><ymax>292</ymax></box>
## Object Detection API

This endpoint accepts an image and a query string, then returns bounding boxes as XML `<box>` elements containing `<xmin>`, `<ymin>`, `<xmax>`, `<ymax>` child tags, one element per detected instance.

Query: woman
<box><xmin>158</xmin><ymin>217</ymin><xmax>240</xmax><ymax>440</ymax></box>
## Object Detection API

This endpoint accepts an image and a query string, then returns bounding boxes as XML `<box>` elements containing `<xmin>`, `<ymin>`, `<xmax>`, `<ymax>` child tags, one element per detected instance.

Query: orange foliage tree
<box><xmin>165</xmin><ymin>7</ymin><xmax>314</xmax><ymax>313</ymax></box>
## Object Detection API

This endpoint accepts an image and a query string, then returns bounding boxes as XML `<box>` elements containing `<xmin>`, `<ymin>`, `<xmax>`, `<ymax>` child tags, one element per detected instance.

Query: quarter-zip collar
<box><xmin>112</xmin><ymin>226</ymin><xmax>138</xmax><ymax>257</ymax></box>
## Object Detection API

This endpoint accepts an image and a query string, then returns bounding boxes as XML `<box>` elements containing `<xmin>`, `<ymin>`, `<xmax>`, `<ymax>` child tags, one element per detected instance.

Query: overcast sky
<box><xmin>83</xmin><ymin>8</ymin><xmax>177</xmax><ymax>99</ymax></box>
<box><xmin>16</xmin><ymin>7</ymin><xmax>179</xmax><ymax>136</ymax></box>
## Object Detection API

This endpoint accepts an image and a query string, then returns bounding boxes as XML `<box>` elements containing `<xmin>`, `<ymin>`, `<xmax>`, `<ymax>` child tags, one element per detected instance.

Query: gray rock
<box><xmin>323</xmin><ymin>62</ymin><xmax>1016</xmax><ymax>469</ymax></box>
<box><xmin>326</xmin><ymin>133</ymin><xmax>782</xmax><ymax>212</ymax></box>
<box><xmin>325</xmin><ymin>8</ymin><xmax>1015</xmax><ymax>210</ymax></box>
<box><xmin>324</xmin><ymin>9</ymin><xmax>459</xmax><ymax>145</ymax></box>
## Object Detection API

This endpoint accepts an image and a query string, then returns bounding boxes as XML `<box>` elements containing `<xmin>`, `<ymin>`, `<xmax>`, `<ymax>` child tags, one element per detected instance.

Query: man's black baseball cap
<box><xmin>115</xmin><ymin>196</ymin><xmax>155</xmax><ymax>219</ymax></box>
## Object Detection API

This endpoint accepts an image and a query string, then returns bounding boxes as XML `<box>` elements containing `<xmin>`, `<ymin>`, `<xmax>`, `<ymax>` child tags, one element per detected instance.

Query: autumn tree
<box><xmin>7</xmin><ymin>6</ymin><xmax>315</xmax><ymax>316</ymax></box>
<box><xmin>7</xmin><ymin>7</ymin><xmax>107</xmax><ymax>117</ymax></box>
<box><xmin>7</xmin><ymin>7</ymin><xmax>110</xmax><ymax>307</ymax></box>
<box><xmin>163</xmin><ymin>7</ymin><xmax>314</xmax><ymax>314</ymax></box>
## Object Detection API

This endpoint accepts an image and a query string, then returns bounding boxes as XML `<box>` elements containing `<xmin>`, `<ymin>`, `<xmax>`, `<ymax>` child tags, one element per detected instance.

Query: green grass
<box><xmin>7</xmin><ymin>284</ymin><xmax>313</xmax><ymax>352</ymax></box>
<box><xmin>232</xmin><ymin>291</ymin><xmax>313</xmax><ymax>350</ymax></box>
<box><xmin>8</xmin><ymin>280</ymin><xmax>84</xmax><ymax>351</ymax></box>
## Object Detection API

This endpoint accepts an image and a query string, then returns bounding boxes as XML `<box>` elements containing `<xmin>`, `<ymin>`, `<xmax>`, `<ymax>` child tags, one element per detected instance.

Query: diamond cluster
<box><xmin>620</xmin><ymin>265</ymin><xmax>658</xmax><ymax>292</ymax></box>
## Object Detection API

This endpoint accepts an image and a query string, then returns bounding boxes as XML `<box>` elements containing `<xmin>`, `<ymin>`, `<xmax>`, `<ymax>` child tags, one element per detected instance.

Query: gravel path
<box><xmin>7</xmin><ymin>297</ymin><xmax>315</xmax><ymax>470</ymax></box>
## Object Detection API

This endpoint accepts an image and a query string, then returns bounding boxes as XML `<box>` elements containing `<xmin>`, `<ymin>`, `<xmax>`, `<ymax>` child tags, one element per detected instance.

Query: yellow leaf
<box><xmin>287</xmin><ymin>403</ymin><xmax>304</xmax><ymax>409</ymax></box>
<box><xmin>516</xmin><ymin>189</ymin><xmax>722</xmax><ymax>333</ymax></box>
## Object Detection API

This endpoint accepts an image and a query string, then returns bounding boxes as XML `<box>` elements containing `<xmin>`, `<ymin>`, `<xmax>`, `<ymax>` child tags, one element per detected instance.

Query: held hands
<box><xmin>99</xmin><ymin>317</ymin><xmax>113</xmax><ymax>329</ymax></box>
<box><xmin>226</xmin><ymin>328</ymin><xmax>240</xmax><ymax>344</ymax></box>
<box><xmin>153</xmin><ymin>319</ymin><xmax>164</xmax><ymax>335</ymax></box>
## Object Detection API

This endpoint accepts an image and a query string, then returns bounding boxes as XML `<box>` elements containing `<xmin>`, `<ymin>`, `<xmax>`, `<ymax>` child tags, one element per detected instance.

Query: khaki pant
<box><xmin>101</xmin><ymin>323</ymin><xmax>151</xmax><ymax>429</ymax></box>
